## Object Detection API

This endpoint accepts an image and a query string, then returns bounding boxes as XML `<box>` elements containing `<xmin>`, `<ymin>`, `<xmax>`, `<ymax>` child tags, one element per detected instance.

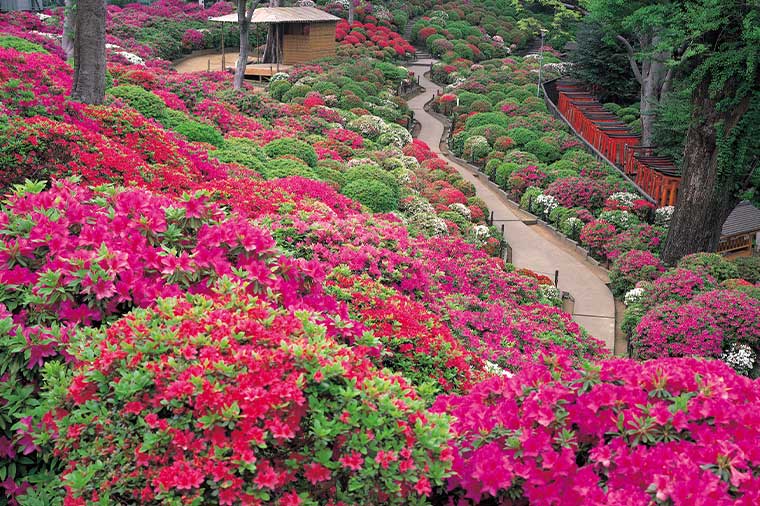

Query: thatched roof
<box><xmin>209</xmin><ymin>7</ymin><xmax>340</xmax><ymax>24</ymax></box>
<box><xmin>722</xmin><ymin>201</ymin><xmax>760</xmax><ymax>237</ymax></box>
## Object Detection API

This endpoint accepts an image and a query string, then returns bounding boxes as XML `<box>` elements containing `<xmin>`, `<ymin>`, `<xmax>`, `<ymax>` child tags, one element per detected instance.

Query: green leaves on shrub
<box><xmin>108</xmin><ymin>84</ymin><xmax>166</xmax><ymax>120</ymax></box>
<box><xmin>342</xmin><ymin>178</ymin><xmax>398</xmax><ymax>213</ymax></box>
<box><xmin>264</xmin><ymin>138</ymin><xmax>318</xmax><ymax>167</ymax></box>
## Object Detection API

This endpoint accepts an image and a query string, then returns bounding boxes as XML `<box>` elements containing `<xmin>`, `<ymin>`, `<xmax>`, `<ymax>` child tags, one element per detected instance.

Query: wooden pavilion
<box><xmin>717</xmin><ymin>201</ymin><xmax>760</xmax><ymax>259</ymax></box>
<box><xmin>210</xmin><ymin>7</ymin><xmax>339</xmax><ymax>79</ymax></box>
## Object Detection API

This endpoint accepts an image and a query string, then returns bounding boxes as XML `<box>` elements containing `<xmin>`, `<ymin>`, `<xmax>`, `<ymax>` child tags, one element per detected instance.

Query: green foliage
<box><xmin>264</xmin><ymin>138</ymin><xmax>318</xmax><ymax>168</ymax></box>
<box><xmin>210</xmin><ymin>137</ymin><xmax>267</xmax><ymax>173</ymax></box>
<box><xmin>269</xmin><ymin>80</ymin><xmax>292</xmax><ymax>101</ymax></box>
<box><xmin>677</xmin><ymin>253</ymin><xmax>739</xmax><ymax>282</ymax></box>
<box><xmin>568</xmin><ymin>21</ymin><xmax>638</xmax><ymax>103</ymax></box>
<box><xmin>173</xmin><ymin>120</ymin><xmax>224</xmax><ymax>147</ymax></box>
<box><xmin>524</xmin><ymin>139</ymin><xmax>561</xmax><ymax>163</ymax></box>
<box><xmin>0</xmin><ymin>35</ymin><xmax>47</xmax><ymax>54</ymax></box>
<box><xmin>343</xmin><ymin>165</ymin><xmax>399</xmax><ymax>198</ymax></box>
<box><xmin>464</xmin><ymin>112</ymin><xmax>512</xmax><ymax>131</ymax></box>
<box><xmin>108</xmin><ymin>85</ymin><xmax>166</xmax><ymax>120</ymax></box>
<box><xmin>508</xmin><ymin>127</ymin><xmax>540</xmax><ymax>147</ymax></box>
<box><xmin>733</xmin><ymin>256</ymin><xmax>760</xmax><ymax>284</ymax></box>
<box><xmin>262</xmin><ymin>159</ymin><xmax>318</xmax><ymax>180</ymax></box>
<box><xmin>342</xmin><ymin>179</ymin><xmax>398</xmax><ymax>213</ymax></box>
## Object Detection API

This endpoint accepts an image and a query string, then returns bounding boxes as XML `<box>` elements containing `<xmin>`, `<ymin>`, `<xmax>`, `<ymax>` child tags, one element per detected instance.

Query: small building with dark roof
<box><xmin>718</xmin><ymin>201</ymin><xmax>760</xmax><ymax>258</ymax></box>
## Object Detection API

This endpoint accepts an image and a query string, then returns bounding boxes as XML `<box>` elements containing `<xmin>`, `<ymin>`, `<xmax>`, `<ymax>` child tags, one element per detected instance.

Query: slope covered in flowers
<box><xmin>0</xmin><ymin>2</ymin><xmax>758</xmax><ymax>505</ymax></box>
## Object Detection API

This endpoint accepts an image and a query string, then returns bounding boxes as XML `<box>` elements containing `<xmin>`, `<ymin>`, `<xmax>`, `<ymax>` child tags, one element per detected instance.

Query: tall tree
<box><xmin>62</xmin><ymin>0</ymin><xmax>74</xmax><ymax>60</ymax></box>
<box><xmin>661</xmin><ymin>0</ymin><xmax>760</xmax><ymax>263</ymax></box>
<box><xmin>234</xmin><ymin>0</ymin><xmax>265</xmax><ymax>90</ymax></box>
<box><xmin>70</xmin><ymin>0</ymin><xmax>106</xmax><ymax>104</ymax></box>
<box><xmin>348</xmin><ymin>0</ymin><xmax>356</xmax><ymax>24</ymax></box>
<box><xmin>262</xmin><ymin>0</ymin><xmax>282</xmax><ymax>64</ymax></box>
<box><xmin>587</xmin><ymin>1</ymin><xmax>680</xmax><ymax>146</ymax></box>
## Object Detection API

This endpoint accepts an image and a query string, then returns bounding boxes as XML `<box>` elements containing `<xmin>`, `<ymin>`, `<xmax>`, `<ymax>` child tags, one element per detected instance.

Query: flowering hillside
<box><xmin>0</xmin><ymin>2</ymin><xmax>758</xmax><ymax>506</ymax></box>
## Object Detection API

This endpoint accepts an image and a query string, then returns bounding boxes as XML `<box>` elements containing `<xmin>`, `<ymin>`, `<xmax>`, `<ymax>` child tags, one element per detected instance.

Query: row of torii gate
<box><xmin>552</xmin><ymin>79</ymin><xmax>680</xmax><ymax>208</ymax></box>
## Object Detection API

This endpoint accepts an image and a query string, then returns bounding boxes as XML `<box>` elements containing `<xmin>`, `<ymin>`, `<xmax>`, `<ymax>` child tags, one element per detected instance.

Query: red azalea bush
<box><xmin>48</xmin><ymin>288</ymin><xmax>452</xmax><ymax>505</ymax></box>
<box><xmin>546</xmin><ymin>176</ymin><xmax>611</xmax><ymax>210</ymax></box>
<box><xmin>609</xmin><ymin>250</ymin><xmax>665</xmax><ymax>298</ymax></box>
<box><xmin>433</xmin><ymin>354</ymin><xmax>760</xmax><ymax>505</ymax></box>
<box><xmin>580</xmin><ymin>219</ymin><xmax>617</xmax><ymax>258</ymax></box>
<box><xmin>327</xmin><ymin>271</ymin><xmax>485</xmax><ymax>394</ymax></box>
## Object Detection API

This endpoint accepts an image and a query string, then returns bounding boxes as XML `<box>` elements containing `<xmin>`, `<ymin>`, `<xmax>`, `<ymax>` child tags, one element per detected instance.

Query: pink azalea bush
<box><xmin>609</xmin><ymin>250</ymin><xmax>665</xmax><ymax>297</ymax></box>
<box><xmin>434</xmin><ymin>354</ymin><xmax>760</xmax><ymax>505</ymax></box>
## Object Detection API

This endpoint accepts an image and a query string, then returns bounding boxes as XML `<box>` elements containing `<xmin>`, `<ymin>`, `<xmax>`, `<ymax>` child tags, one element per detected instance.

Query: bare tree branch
<box><xmin>616</xmin><ymin>34</ymin><xmax>643</xmax><ymax>85</ymax></box>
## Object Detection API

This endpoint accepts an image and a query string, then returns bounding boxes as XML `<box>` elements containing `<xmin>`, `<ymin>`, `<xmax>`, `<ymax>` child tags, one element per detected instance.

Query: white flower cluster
<box><xmin>609</xmin><ymin>192</ymin><xmax>639</xmax><ymax>207</ymax></box>
<box><xmin>399</xmin><ymin>155</ymin><xmax>420</xmax><ymax>171</ymax></box>
<box><xmin>484</xmin><ymin>360</ymin><xmax>514</xmax><ymax>378</ymax></box>
<box><xmin>348</xmin><ymin>115</ymin><xmax>386</xmax><ymax>139</ymax></box>
<box><xmin>599</xmin><ymin>210</ymin><xmax>635</xmax><ymax>230</ymax></box>
<box><xmin>402</xmin><ymin>196</ymin><xmax>448</xmax><ymax>237</ymax></box>
<box><xmin>117</xmin><ymin>51</ymin><xmax>145</xmax><ymax>65</ymax></box>
<box><xmin>473</xmin><ymin>224</ymin><xmax>491</xmax><ymax>241</ymax></box>
<box><xmin>395</xmin><ymin>169</ymin><xmax>413</xmax><ymax>185</ymax></box>
<box><xmin>655</xmin><ymin>206</ymin><xmax>675</xmax><ymax>227</ymax></box>
<box><xmin>721</xmin><ymin>342</ymin><xmax>756</xmax><ymax>376</ymax></box>
<box><xmin>535</xmin><ymin>194</ymin><xmax>559</xmax><ymax>217</ymax></box>
<box><xmin>542</xmin><ymin>62</ymin><xmax>573</xmax><ymax>74</ymax></box>
<box><xmin>347</xmin><ymin>157</ymin><xmax>376</xmax><ymax>168</ymax></box>
<box><xmin>31</xmin><ymin>30</ymin><xmax>59</xmax><ymax>40</ymax></box>
<box><xmin>430</xmin><ymin>10</ymin><xmax>450</xmax><ymax>21</ymax></box>
<box><xmin>624</xmin><ymin>287</ymin><xmax>646</xmax><ymax>306</ymax></box>
<box><xmin>374</xmin><ymin>5</ymin><xmax>392</xmax><ymax>21</ymax></box>
<box><xmin>270</xmin><ymin>72</ymin><xmax>290</xmax><ymax>83</ymax></box>
<box><xmin>378</xmin><ymin>123</ymin><xmax>413</xmax><ymax>149</ymax></box>
<box><xmin>541</xmin><ymin>284</ymin><xmax>561</xmax><ymax>302</ymax></box>
<box><xmin>449</xmin><ymin>203</ymin><xmax>472</xmax><ymax>219</ymax></box>
<box><xmin>295</xmin><ymin>0</ymin><xmax>316</xmax><ymax>6</ymax></box>
<box><xmin>335</xmin><ymin>0</ymin><xmax>350</xmax><ymax>7</ymax></box>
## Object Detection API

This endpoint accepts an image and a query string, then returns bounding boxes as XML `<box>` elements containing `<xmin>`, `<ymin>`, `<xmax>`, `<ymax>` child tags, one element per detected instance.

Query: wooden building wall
<box><xmin>283</xmin><ymin>21</ymin><xmax>336</xmax><ymax>65</ymax></box>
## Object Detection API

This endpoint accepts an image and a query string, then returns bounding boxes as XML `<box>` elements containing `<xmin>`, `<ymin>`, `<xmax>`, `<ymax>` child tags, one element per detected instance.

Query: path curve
<box><xmin>406</xmin><ymin>60</ymin><xmax>616</xmax><ymax>351</ymax></box>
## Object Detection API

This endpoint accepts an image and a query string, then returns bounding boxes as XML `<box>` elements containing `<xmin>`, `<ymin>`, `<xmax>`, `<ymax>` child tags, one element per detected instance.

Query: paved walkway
<box><xmin>406</xmin><ymin>60</ymin><xmax>616</xmax><ymax>351</ymax></box>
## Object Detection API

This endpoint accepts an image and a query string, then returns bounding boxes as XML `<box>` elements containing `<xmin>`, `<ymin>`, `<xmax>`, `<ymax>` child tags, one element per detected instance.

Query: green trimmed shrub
<box><xmin>264</xmin><ymin>138</ymin><xmax>318</xmax><ymax>167</ymax></box>
<box><xmin>733</xmin><ymin>257</ymin><xmax>760</xmax><ymax>283</ymax></box>
<box><xmin>262</xmin><ymin>158</ymin><xmax>318</xmax><ymax>180</ymax></box>
<box><xmin>0</xmin><ymin>35</ymin><xmax>47</xmax><ymax>53</ymax></box>
<box><xmin>507</xmin><ymin>127</ymin><xmax>540</xmax><ymax>147</ymax></box>
<box><xmin>210</xmin><ymin>138</ymin><xmax>267</xmax><ymax>173</ymax></box>
<box><xmin>342</xmin><ymin>178</ymin><xmax>398</xmax><ymax>212</ymax></box>
<box><xmin>464</xmin><ymin>112</ymin><xmax>511</xmax><ymax>130</ymax></box>
<box><xmin>495</xmin><ymin>162</ymin><xmax>518</xmax><ymax>188</ymax></box>
<box><xmin>108</xmin><ymin>84</ymin><xmax>166</xmax><ymax>120</ymax></box>
<box><xmin>174</xmin><ymin>120</ymin><xmax>224</xmax><ymax>147</ymax></box>
<box><xmin>677</xmin><ymin>253</ymin><xmax>739</xmax><ymax>282</ymax></box>
<box><xmin>525</xmin><ymin>139</ymin><xmax>561</xmax><ymax>163</ymax></box>
<box><xmin>269</xmin><ymin>80</ymin><xmax>292</xmax><ymax>101</ymax></box>
<box><xmin>282</xmin><ymin>84</ymin><xmax>311</xmax><ymax>102</ymax></box>
<box><xmin>343</xmin><ymin>165</ymin><xmax>399</xmax><ymax>197</ymax></box>
<box><xmin>160</xmin><ymin>109</ymin><xmax>191</xmax><ymax>129</ymax></box>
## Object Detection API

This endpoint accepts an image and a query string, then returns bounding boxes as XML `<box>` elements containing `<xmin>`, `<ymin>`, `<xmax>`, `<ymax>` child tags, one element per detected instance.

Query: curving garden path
<box><xmin>405</xmin><ymin>60</ymin><xmax>616</xmax><ymax>351</ymax></box>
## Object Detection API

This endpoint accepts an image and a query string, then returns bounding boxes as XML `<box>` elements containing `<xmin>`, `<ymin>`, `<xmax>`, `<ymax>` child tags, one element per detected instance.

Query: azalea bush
<box><xmin>434</xmin><ymin>354</ymin><xmax>760</xmax><ymax>505</ymax></box>
<box><xmin>609</xmin><ymin>250</ymin><xmax>665</xmax><ymax>298</ymax></box>
<box><xmin>44</xmin><ymin>287</ymin><xmax>453</xmax><ymax>505</ymax></box>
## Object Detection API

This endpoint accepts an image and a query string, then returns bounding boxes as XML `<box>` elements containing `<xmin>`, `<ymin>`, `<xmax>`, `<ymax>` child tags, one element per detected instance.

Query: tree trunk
<box><xmin>263</xmin><ymin>24</ymin><xmax>283</xmax><ymax>63</ymax></box>
<box><xmin>71</xmin><ymin>0</ymin><xmax>106</xmax><ymax>105</ymax></box>
<box><xmin>348</xmin><ymin>1</ymin><xmax>355</xmax><ymax>24</ymax></box>
<box><xmin>661</xmin><ymin>78</ymin><xmax>748</xmax><ymax>264</ymax></box>
<box><xmin>263</xmin><ymin>0</ymin><xmax>281</xmax><ymax>64</ymax></box>
<box><xmin>234</xmin><ymin>1</ymin><xmax>249</xmax><ymax>90</ymax></box>
<box><xmin>62</xmin><ymin>0</ymin><xmax>75</xmax><ymax>60</ymax></box>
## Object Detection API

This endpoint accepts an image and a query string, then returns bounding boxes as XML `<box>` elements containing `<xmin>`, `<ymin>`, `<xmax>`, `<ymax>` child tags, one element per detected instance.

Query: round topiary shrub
<box><xmin>506</xmin><ymin>127</ymin><xmax>540</xmax><ymax>147</ymax></box>
<box><xmin>677</xmin><ymin>252</ymin><xmax>739</xmax><ymax>282</ymax></box>
<box><xmin>262</xmin><ymin>158</ymin><xmax>318</xmax><ymax>180</ymax></box>
<box><xmin>434</xmin><ymin>355</ymin><xmax>760</xmax><ymax>504</ymax></box>
<box><xmin>464</xmin><ymin>112</ymin><xmax>511</xmax><ymax>130</ymax></box>
<box><xmin>174</xmin><ymin>119</ymin><xmax>224</xmax><ymax>147</ymax></box>
<box><xmin>342</xmin><ymin>178</ymin><xmax>398</xmax><ymax>212</ymax></box>
<box><xmin>649</xmin><ymin>268</ymin><xmax>716</xmax><ymax>305</ymax></box>
<box><xmin>524</xmin><ymin>139</ymin><xmax>561</xmax><ymax>163</ymax></box>
<box><xmin>210</xmin><ymin>137</ymin><xmax>267</xmax><ymax>172</ymax></box>
<box><xmin>264</xmin><ymin>138</ymin><xmax>318</xmax><ymax>167</ymax></box>
<box><xmin>609</xmin><ymin>249</ymin><xmax>665</xmax><ymax>298</ymax></box>
<box><xmin>733</xmin><ymin>256</ymin><xmax>760</xmax><ymax>283</ymax></box>
<box><xmin>108</xmin><ymin>84</ymin><xmax>166</xmax><ymax>120</ymax></box>
<box><xmin>269</xmin><ymin>80</ymin><xmax>292</xmax><ymax>101</ymax></box>
<box><xmin>47</xmin><ymin>289</ymin><xmax>452</xmax><ymax>505</ymax></box>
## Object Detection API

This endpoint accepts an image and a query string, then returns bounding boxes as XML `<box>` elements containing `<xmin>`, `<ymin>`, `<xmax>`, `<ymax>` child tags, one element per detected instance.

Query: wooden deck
<box><xmin>244</xmin><ymin>63</ymin><xmax>292</xmax><ymax>80</ymax></box>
